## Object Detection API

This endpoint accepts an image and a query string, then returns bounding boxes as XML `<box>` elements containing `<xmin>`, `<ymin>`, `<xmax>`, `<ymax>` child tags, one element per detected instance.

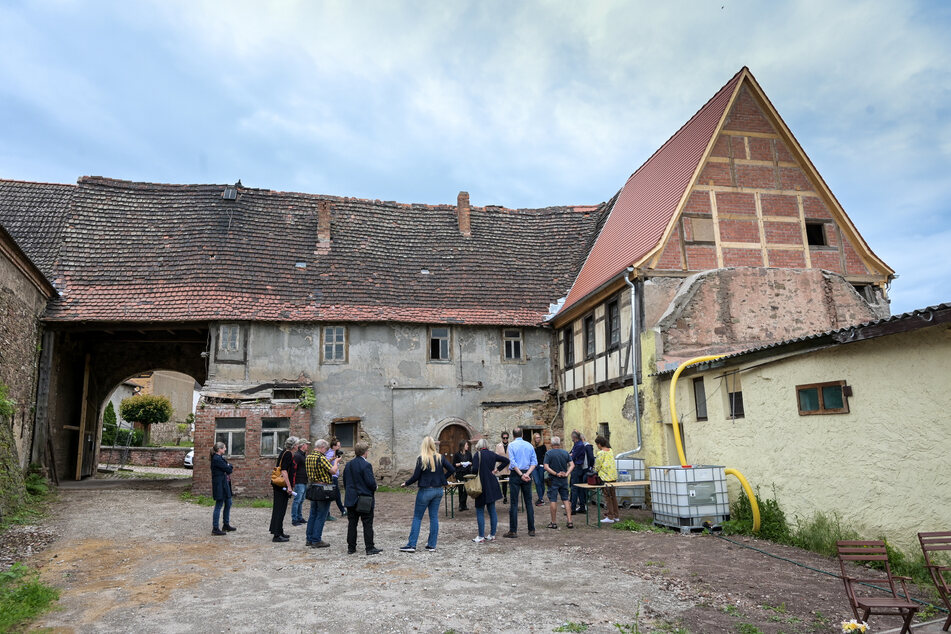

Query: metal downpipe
<box><xmin>617</xmin><ymin>270</ymin><xmax>642</xmax><ymax>459</ymax></box>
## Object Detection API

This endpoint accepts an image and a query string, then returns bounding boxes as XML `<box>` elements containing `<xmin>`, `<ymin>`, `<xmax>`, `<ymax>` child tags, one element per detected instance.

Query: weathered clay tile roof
<box><xmin>43</xmin><ymin>177</ymin><xmax>605</xmax><ymax>325</ymax></box>
<box><xmin>561</xmin><ymin>68</ymin><xmax>745</xmax><ymax>312</ymax></box>
<box><xmin>0</xmin><ymin>179</ymin><xmax>75</xmax><ymax>281</ymax></box>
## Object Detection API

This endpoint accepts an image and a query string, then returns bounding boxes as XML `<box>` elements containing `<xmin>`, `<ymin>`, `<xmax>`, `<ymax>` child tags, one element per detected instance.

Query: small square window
<box><xmin>429</xmin><ymin>326</ymin><xmax>451</xmax><ymax>361</ymax></box>
<box><xmin>598</xmin><ymin>422</ymin><xmax>611</xmax><ymax>440</ymax></box>
<box><xmin>322</xmin><ymin>326</ymin><xmax>347</xmax><ymax>364</ymax></box>
<box><xmin>693</xmin><ymin>377</ymin><xmax>707</xmax><ymax>421</ymax></box>
<box><xmin>796</xmin><ymin>381</ymin><xmax>849</xmax><ymax>415</ymax></box>
<box><xmin>502</xmin><ymin>329</ymin><xmax>523</xmax><ymax>361</ymax></box>
<box><xmin>725</xmin><ymin>372</ymin><xmax>745</xmax><ymax>419</ymax></box>
<box><xmin>215</xmin><ymin>417</ymin><xmax>246</xmax><ymax>456</ymax></box>
<box><xmin>331</xmin><ymin>420</ymin><xmax>359</xmax><ymax>448</ymax></box>
<box><xmin>219</xmin><ymin>324</ymin><xmax>241</xmax><ymax>352</ymax></box>
<box><xmin>805</xmin><ymin>222</ymin><xmax>827</xmax><ymax>246</ymax></box>
<box><xmin>260</xmin><ymin>417</ymin><xmax>290</xmax><ymax>456</ymax></box>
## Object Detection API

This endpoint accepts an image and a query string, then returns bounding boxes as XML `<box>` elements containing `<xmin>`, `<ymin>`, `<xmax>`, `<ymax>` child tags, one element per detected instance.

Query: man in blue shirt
<box><xmin>503</xmin><ymin>427</ymin><xmax>537</xmax><ymax>537</ymax></box>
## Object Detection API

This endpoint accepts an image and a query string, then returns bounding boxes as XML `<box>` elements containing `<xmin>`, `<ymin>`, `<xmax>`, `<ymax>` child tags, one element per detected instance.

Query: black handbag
<box><xmin>305</xmin><ymin>483</ymin><xmax>335</xmax><ymax>501</ymax></box>
<box><xmin>355</xmin><ymin>494</ymin><xmax>373</xmax><ymax>514</ymax></box>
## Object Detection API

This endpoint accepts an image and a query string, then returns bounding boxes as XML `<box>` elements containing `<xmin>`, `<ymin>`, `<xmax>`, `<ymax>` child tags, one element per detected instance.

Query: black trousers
<box><xmin>458</xmin><ymin>483</ymin><xmax>469</xmax><ymax>509</ymax></box>
<box><xmin>346</xmin><ymin>507</ymin><xmax>375</xmax><ymax>552</ymax></box>
<box><xmin>270</xmin><ymin>486</ymin><xmax>290</xmax><ymax>535</ymax></box>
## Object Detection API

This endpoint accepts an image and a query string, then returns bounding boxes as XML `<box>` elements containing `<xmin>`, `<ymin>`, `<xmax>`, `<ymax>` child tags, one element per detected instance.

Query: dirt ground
<box><xmin>13</xmin><ymin>482</ymin><xmax>941</xmax><ymax>633</ymax></box>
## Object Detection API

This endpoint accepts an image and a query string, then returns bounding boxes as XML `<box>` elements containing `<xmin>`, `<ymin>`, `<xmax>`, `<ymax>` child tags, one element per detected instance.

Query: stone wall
<box><xmin>99</xmin><ymin>446</ymin><xmax>191</xmax><ymax>468</ymax></box>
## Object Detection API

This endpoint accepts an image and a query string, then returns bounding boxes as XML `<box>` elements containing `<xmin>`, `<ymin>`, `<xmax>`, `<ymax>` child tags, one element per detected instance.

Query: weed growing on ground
<box><xmin>0</xmin><ymin>562</ymin><xmax>59</xmax><ymax>631</ymax></box>
<box><xmin>1</xmin><ymin>465</ymin><xmax>55</xmax><ymax>531</ymax></box>
<box><xmin>735</xmin><ymin>624</ymin><xmax>762</xmax><ymax>634</ymax></box>
<box><xmin>721</xmin><ymin>604</ymin><xmax>741</xmax><ymax>617</ymax></box>
<box><xmin>179</xmin><ymin>489</ymin><xmax>272</xmax><ymax>508</ymax></box>
<box><xmin>613</xmin><ymin>518</ymin><xmax>664</xmax><ymax>533</ymax></box>
<box><xmin>553</xmin><ymin>622</ymin><xmax>588</xmax><ymax>632</ymax></box>
<box><xmin>648</xmin><ymin>619</ymin><xmax>689</xmax><ymax>633</ymax></box>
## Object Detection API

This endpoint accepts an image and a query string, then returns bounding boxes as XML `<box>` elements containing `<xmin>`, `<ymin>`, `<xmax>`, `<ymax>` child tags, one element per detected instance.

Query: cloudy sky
<box><xmin>1</xmin><ymin>0</ymin><xmax>948</xmax><ymax>313</ymax></box>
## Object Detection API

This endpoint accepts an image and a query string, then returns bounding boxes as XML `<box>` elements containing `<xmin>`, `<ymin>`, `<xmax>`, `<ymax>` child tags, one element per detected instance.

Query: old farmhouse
<box><xmin>0</xmin><ymin>68</ymin><xmax>912</xmax><ymax>512</ymax></box>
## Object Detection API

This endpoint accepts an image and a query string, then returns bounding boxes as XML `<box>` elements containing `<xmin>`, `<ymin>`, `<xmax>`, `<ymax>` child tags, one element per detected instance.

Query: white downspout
<box><xmin>616</xmin><ymin>268</ymin><xmax>642</xmax><ymax>459</ymax></box>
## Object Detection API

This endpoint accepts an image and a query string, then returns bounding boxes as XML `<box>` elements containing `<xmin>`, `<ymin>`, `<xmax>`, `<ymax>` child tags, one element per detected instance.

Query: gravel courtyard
<box><xmin>17</xmin><ymin>482</ymin><xmax>939</xmax><ymax>633</ymax></box>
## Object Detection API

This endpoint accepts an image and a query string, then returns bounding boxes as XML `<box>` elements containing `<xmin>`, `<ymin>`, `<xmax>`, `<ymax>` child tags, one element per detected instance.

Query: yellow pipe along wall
<box><xmin>668</xmin><ymin>355</ymin><xmax>761</xmax><ymax>532</ymax></box>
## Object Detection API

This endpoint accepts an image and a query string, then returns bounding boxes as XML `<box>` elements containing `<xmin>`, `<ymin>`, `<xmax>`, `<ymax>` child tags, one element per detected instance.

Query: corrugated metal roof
<box><xmin>653</xmin><ymin>302</ymin><xmax>951</xmax><ymax>376</ymax></box>
<box><xmin>560</xmin><ymin>68</ymin><xmax>746</xmax><ymax>314</ymax></box>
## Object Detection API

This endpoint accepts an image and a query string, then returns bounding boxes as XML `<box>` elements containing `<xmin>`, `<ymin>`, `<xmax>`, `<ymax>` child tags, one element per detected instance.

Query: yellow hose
<box><xmin>669</xmin><ymin>355</ymin><xmax>761</xmax><ymax>532</ymax></box>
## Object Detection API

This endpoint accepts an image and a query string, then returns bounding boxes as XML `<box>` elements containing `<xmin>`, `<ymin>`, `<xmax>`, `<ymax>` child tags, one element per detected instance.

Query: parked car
<box><xmin>184</xmin><ymin>450</ymin><xmax>194</xmax><ymax>469</ymax></box>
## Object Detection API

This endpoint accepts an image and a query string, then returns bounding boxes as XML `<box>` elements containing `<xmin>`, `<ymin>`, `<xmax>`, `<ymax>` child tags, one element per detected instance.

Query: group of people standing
<box><xmin>207</xmin><ymin>426</ymin><xmax>622</xmax><ymax>553</ymax></box>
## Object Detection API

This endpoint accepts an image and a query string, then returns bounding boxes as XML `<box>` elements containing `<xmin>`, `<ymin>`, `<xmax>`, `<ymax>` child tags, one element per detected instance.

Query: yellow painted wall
<box><xmin>562</xmin><ymin>386</ymin><xmax>636</xmax><ymax>450</ymax></box>
<box><xmin>660</xmin><ymin>325</ymin><xmax>951</xmax><ymax>551</ymax></box>
<box><xmin>639</xmin><ymin>329</ymin><xmax>675</xmax><ymax>467</ymax></box>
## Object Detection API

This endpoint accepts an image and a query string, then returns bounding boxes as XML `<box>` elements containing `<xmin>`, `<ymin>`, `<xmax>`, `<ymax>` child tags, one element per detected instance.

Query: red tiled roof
<box><xmin>560</xmin><ymin>68</ymin><xmax>746</xmax><ymax>313</ymax></box>
<box><xmin>40</xmin><ymin>177</ymin><xmax>606</xmax><ymax>325</ymax></box>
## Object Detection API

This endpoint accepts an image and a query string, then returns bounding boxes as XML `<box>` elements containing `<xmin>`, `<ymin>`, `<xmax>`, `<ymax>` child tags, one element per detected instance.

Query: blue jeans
<box><xmin>475</xmin><ymin>501</ymin><xmax>498</xmax><ymax>538</ymax></box>
<box><xmin>292</xmin><ymin>483</ymin><xmax>306</xmax><ymax>522</ymax></box>
<box><xmin>509</xmin><ymin>476</ymin><xmax>535</xmax><ymax>533</ymax></box>
<box><xmin>532</xmin><ymin>468</ymin><xmax>545</xmax><ymax>502</ymax></box>
<box><xmin>306</xmin><ymin>499</ymin><xmax>331</xmax><ymax>543</ymax></box>
<box><xmin>406</xmin><ymin>487</ymin><xmax>442</xmax><ymax>549</ymax></box>
<box><xmin>213</xmin><ymin>496</ymin><xmax>232</xmax><ymax>530</ymax></box>
<box><xmin>571</xmin><ymin>468</ymin><xmax>588</xmax><ymax>509</ymax></box>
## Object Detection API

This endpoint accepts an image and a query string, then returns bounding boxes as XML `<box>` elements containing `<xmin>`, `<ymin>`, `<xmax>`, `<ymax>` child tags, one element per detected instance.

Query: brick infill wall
<box><xmin>193</xmin><ymin>402</ymin><xmax>310</xmax><ymax>497</ymax></box>
<box><xmin>99</xmin><ymin>446</ymin><xmax>191</xmax><ymax>468</ymax></box>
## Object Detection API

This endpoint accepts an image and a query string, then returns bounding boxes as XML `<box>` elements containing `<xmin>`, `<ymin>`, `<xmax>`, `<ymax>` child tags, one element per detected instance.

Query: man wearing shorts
<box><xmin>543</xmin><ymin>436</ymin><xmax>574</xmax><ymax>529</ymax></box>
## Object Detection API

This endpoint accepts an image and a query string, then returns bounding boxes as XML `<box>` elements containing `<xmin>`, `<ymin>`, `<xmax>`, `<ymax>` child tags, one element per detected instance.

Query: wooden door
<box><xmin>437</xmin><ymin>425</ymin><xmax>469</xmax><ymax>473</ymax></box>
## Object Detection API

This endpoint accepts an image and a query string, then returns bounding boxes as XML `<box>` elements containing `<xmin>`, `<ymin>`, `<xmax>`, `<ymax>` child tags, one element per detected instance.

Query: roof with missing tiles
<box><xmin>35</xmin><ymin>176</ymin><xmax>605</xmax><ymax>325</ymax></box>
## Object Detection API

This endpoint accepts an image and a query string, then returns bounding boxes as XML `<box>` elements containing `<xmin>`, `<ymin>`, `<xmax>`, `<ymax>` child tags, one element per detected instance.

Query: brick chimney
<box><xmin>318</xmin><ymin>200</ymin><xmax>332</xmax><ymax>243</ymax></box>
<box><xmin>457</xmin><ymin>191</ymin><xmax>471</xmax><ymax>237</ymax></box>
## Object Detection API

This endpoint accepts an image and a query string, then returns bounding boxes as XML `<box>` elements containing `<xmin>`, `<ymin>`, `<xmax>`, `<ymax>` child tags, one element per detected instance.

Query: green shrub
<box><xmin>788</xmin><ymin>511</ymin><xmax>858</xmax><ymax>557</ymax></box>
<box><xmin>722</xmin><ymin>487</ymin><xmax>792</xmax><ymax>544</ymax></box>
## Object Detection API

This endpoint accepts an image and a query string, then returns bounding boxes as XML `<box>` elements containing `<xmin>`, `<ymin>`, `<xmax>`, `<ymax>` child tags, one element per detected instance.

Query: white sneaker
<box><xmin>485</xmin><ymin>535</ymin><xmax>496</xmax><ymax>541</ymax></box>
<box><xmin>600</xmin><ymin>517</ymin><xmax>614</xmax><ymax>523</ymax></box>
<box><xmin>472</xmin><ymin>536</ymin><xmax>485</xmax><ymax>543</ymax></box>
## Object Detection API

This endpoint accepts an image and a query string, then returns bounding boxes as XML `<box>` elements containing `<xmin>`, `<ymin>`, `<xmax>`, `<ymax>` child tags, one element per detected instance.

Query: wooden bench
<box><xmin>836</xmin><ymin>540</ymin><xmax>919</xmax><ymax>634</ymax></box>
<box><xmin>919</xmin><ymin>531</ymin><xmax>951</xmax><ymax>632</ymax></box>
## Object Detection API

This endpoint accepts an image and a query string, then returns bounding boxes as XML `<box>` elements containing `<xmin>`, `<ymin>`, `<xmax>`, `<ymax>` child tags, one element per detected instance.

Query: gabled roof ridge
<box><xmin>0</xmin><ymin>178</ymin><xmax>77</xmax><ymax>188</ymax></box>
<box><xmin>623</xmin><ymin>66</ymin><xmax>746</xmax><ymax>187</ymax></box>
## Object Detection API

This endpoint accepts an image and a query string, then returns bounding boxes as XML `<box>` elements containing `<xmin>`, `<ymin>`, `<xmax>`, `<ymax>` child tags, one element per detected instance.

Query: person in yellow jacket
<box><xmin>594</xmin><ymin>436</ymin><xmax>619</xmax><ymax>523</ymax></box>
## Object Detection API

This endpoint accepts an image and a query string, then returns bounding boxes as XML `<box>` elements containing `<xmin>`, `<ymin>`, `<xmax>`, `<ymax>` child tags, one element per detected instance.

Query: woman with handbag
<box><xmin>210</xmin><ymin>441</ymin><xmax>235</xmax><ymax>535</ymax></box>
<box><xmin>594</xmin><ymin>435</ymin><xmax>619</xmax><ymax>523</ymax></box>
<box><xmin>269</xmin><ymin>437</ymin><xmax>298</xmax><ymax>542</ymax></box>
<box><xmin>399</xmin><ymin>436</ymin><xmax>454</xmax><ymax>552</ymax></box>
<box><xmin>470</xmin><ymin>438</ymin><xmax>509</xmax><ymax>543</ymax></box>
<box><xmin>453</xmin><ymin>440</ymin><xmax>473</xmax><ymax>512</ymax></box>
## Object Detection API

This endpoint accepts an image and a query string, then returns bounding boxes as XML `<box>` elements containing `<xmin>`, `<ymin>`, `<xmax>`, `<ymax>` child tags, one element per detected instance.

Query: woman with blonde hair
<box><xmin>399</xmin><ymin>436</ymin><xmax>455</xmax><ymax>552</ymax></box>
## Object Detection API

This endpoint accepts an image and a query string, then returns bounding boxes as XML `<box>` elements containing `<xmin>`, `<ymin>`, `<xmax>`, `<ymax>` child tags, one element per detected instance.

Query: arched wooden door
<box><xmin>437</xmin><ymin>424</ymin><xmax>470</xmax><ymax>467</ymax></box>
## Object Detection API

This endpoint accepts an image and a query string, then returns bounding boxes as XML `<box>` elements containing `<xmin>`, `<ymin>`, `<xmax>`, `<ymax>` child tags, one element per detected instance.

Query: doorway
<box><xmin>437</xmin><ymin>424</ymin><xmax>470</xmax><ymax>465</ymax></box>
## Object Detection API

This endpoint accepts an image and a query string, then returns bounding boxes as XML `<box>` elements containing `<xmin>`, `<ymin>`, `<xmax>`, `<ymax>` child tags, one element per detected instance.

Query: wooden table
<box><xmin>575</xmin><ymin>480</ymin><xmax>651</xmax><ymax>526</ymax></box>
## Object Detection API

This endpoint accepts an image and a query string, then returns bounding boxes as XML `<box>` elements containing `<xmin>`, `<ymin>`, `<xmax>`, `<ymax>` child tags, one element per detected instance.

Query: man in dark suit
<box><xmin>342</xmin><ymin>442</ymin><xmax>382</xmax><ymax>555</ymax></box>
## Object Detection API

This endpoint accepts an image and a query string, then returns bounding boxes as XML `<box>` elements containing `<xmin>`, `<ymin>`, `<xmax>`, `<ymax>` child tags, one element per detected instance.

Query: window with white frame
<box><xmin>502</xmin><ymin>329</ymin><xmax>523</xmax><ymax>361</ymax></box>
<box><xmin>260</xmin><ymin>417</ymin><xmax>290</xmax><ymax>456</ymax></box>
<box><xmin>322</xmin><ymin>326</ymin><xmax>347</xmax><ymax>363</ymax></box>
<box><xmin>215</xmin><ymin>417</ymin><xmax>246</xmax><ymax>456</ymax></box>
<box><xmin>429</xmin><ymin>326</ymin><xmax>451</xmax><ymax>361</ymax></box>
<box><xmin>219</xmin><ymin>324</ymin><xmax>241</xmax><ymax>352</ymax></box>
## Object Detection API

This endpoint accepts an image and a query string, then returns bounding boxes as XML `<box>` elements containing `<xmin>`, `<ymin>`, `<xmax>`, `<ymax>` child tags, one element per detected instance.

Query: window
<box><xmin>598</xmin><ymin>422</ymin><xmax>611</xmax><ymax>440</ymax></box>
<box><xmin>693</xmin><ymin>377</ymin><xmax>707</xmax><ymax>421</ymax></box>
<box><xmin>563</xmin><ymin>327</ymin><xmax>575</xmax><ymax>367</ymax></box>
<box><xmin>331</xmin><ymin>419</ymin><xmax>359</xmax><ymax>448</ymax></box>
<box><xmin>219</xmin><ymin>324</ymin><xmax>241</xmax><ymax>352</ymax></box>
<box><xmin>502</xmin><ymin>329</ymin><xmax>523</xmax><ymax>361</ymax></box>
<box><xmin>805</xmin><ymin>222</ymin><xmax>827</xmax><ymax>246</ymax></box>
<box><xmin>322</xmin><ymin>326</ymin><xmax>347</xmax><ymax>363</ymax></box>
<box><xmin>215</xmin><ymin>417</ymin><xmax>246</xmax><ymax>456</ymax></box>
<box><xmin>797</xmin><ymin>380</ymin><xmax>850</xmax><ymax>415</ymax></box>
<box><xmin>725</xmin><ymin>373</ymin><xmax>745</xmax><ymax>419</ymax></box>
<box><xmin>584</xmin><ymin>315</ymin><xmax>596</xmax><ymax>359</ymax></box>
<box><xmin>272</xmin><ymin>388</ymin><xmax>302</xmax><ymax>401</ymax></box>
<box><xmin>260</xmin><ymin>417</ymin><xmax>290</xmax><ymax>456</ymax></box>
<box><xmin>429</xmin><ymin>326</ymin><xmax>451</xmax><ymax>361</ymax></box>
<box><xmin>607</xmin><ymin>300</ymin><xmax>620</xmax><ymax>348</ymax></box>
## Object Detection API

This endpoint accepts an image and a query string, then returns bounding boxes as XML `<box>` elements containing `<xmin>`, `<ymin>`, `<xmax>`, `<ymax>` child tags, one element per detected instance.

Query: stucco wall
<box><xmin>661</xmin><ymin>325</ymin><xmax>951</xmax><ymax>551</ymax></box>
<box><xmin>205</xmin><ymin>322</ymin><xmax>556</xmax><ymax>476</ymax></box>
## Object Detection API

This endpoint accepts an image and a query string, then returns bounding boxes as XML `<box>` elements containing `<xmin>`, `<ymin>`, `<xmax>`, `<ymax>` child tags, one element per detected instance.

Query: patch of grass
<box><xmin>1</xmin><ymin>466</ymin><xmax>55</xmax><ymax>531</ymax></box>
<box><xmin>0</xmin><ymin>562</ymin><xmax>59</xmax><ymax>631</ymax></box>
<box><xmin>720</xmin><ymin>604</ymin><xmax>741</xmax><ymax>617</ymax></box>
<box><xmin>553</xmin><ymin>622</ymin><xmax>589</xmax><ymax>632</ymax></box>
<box><xmin>648</xmin><ymin>620</ymin><xmax>688</xmax><ymax>634</ymax></box>
<box><xmin>179</xmin><ymin>489</ymin><xmax>272</xmax><ymax>508</ymax></box>
<box><xmin>105</xmin><ymin>470</ymin><xmax>190</xmax><ymax>480</ymax></box>
<box><xmin>613</xmin><ymin>518</ymin><xmax>663</xmax><ymax>533</ymax></box>
<box><xmin>735</xmin><ymin>624</ymin><xmax>762</xmax><ymax>634</ymax></box>
<box><xmin>809</xmin><ymin>610</ymin><xmax>831</xmax><ymax>632</ymax></box>
<box><xmin>377</xmin><ymin>485</ymin><xmax>414</xmax><ymax>493</ymax></box>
